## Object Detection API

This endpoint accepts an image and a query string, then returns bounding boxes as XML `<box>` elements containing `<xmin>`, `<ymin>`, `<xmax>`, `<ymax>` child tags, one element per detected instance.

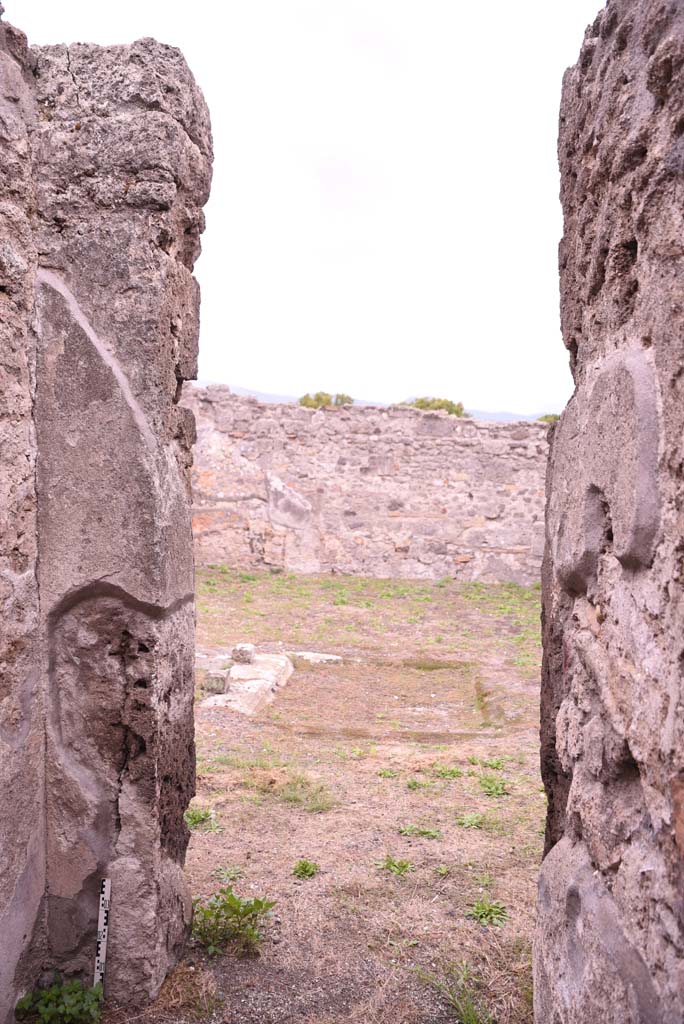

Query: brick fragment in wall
<box><xmin>536</xmin><ymin>2</ymin><xmax>684</xmax><ymax>1021</ymax></box>
<box><xmin>183</xmin><ymin>387</ymin><xmax>549</xmax><ymax>585</ymax></box>
<box><xmin>0</xmin><ymin>20</ymin><xmax>212</xmax><ymax>1021</ymax></box>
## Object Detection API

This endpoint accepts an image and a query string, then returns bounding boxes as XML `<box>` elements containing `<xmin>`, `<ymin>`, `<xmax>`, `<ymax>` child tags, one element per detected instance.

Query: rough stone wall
<box><xmin>536</xmin><ymin>2</ymin><xmax>684</xmax><ymax>1021</ymax></box>
<box><xmin>0</xmin><ymin>19</ymin><xmax>43</xmax><ymax>1019</ymax></box>
<box><xmin>185</xmin><ymin>387</ymin><xmax>548</xmax><ymax>584</ymax></box>
<box><xmin>0</xmin><ymin>20</ymin><xmax>211</xmax><ymax>1021</ymax></box>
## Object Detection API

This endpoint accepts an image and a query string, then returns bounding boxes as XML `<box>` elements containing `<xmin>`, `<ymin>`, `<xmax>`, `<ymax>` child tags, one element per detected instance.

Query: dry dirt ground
<box><xmin>108</xmin><ymin>569</ymin><xmax>544</xmax><ymax>1024</ymax></box>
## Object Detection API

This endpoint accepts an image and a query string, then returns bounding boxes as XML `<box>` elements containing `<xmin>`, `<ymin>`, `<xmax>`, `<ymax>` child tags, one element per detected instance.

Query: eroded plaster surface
<box><xmin>0</xmin><ymin>20</ymin><xmax>211</xmax><ymax>1019</ymax></box>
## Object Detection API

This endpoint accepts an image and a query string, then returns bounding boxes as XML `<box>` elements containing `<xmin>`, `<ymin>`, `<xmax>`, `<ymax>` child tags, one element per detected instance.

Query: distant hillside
<box><xmin>192</xmin><ymin>381</ymin><xmax>559</xmax><ymax>423</ymax></box>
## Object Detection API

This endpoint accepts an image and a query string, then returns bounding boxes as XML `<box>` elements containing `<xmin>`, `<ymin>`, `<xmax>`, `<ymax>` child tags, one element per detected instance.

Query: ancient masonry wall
<box><xmin>0</xmin><ymin>20</ymin><xmax>211</xmax><ymax>1021</ymax></box>
<box><xmin>536</xmin><ymin>2</ymin><xmax>684</xmax><ymax>1021</ymax></box>
<box><xmin>184</xmin><ymin>387</ymin><xmax>549</xmax><ymax>585</ymax></box>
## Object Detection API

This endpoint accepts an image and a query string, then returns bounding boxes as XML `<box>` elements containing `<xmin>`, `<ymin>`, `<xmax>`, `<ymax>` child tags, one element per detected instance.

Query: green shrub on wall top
<box><xmin>408</xmin><ymin>397</ymin><xmax>467</xmax><ymax>417</ymax></box>
<box><xmin>299</xmin><ymin>392</ymin><xmax>353</xmax><ymax>408</ymax></box>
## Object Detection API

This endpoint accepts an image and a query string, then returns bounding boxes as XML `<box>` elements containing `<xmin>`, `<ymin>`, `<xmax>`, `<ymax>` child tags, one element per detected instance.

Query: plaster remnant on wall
<box><xmin>0</xmin><ymin>19</ymin><xmax>212</xmax><ymax>1021</ymax></box>
<box><xmin>185</xmin><ymin>387</ymin><xmax>549</xmax><ymax>585</ymax></box>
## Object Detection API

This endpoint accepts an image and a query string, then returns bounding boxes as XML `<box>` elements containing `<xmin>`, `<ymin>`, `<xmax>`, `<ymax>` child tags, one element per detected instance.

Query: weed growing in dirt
<box><xmin>479</xmin><ymin>774</ymin><xmax>509</xmax><ymax>797</ymax></box>
<box><xmin>378</xmin><ymin>854</ymin><xmax>412</xmax><ymax>876</ymax></box>
<box><xmin>184</xmin><ymin>805</ymin><xmax>222</xmax><ymax>832</ymax></box>
<box><xmin>398</xmin><ymin>824</ymin><xmax>442</xmax><ymax>839</ymax></box>
<box><xmin>15</xmin><ymin>980</ymin><xmax>103</xmax><ymax>1023</ymax></box>
<box><xmin>418</xmin><ymin>961</ymin><xmax>492</xmax><ymax>1024</ymax></box>
<box><xmin>293</xmin><ymin>859</ymin><xmax>320</xmax><ymax>879</ymax></box>
<box><xmin>456</xmin><ymin>812</ymin><xmax>486</xmax><ymax>829</ymax></box>
<box><xmin>480</xmin><ymin>757</ymin><xmax>505</xmax><ymax>770</ymax></box>
<box><xmin>407</xmin><ymin>778</ymin><xmax>431</xmax><ymax>791</ymax></box>
<box><xmin>466</xmin><ymin>896</ymin><xmax>508</xmax><ymax>927</ymax></box>
<box><xmin>214</xmin><ymin>864</ymin><xmax>243</xmax><ymax>884</ymax></box>
<box><xmin>192</xmin><ymin>887</ymin><xmax>276</xmax><ymax>956</ymax></box>
<box><xmin>435</xmin><ymin>864</ymin><xmax>451</xmax><ymax>877</ymax></box>
<box><xmin>432</xmin><ymin>763</ymin><xmax>463</xmax><ymax>779</ymax></box>
<box><xmin>378</xmin><ymin>768</ymin><xmax>398</xmax><ymax>778</ymax></box>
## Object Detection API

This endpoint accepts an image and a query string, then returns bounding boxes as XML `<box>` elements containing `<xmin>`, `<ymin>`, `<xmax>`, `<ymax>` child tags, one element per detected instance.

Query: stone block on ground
<box><xmin>288</xmin><ymin>651</ymin><xmax>343</xmax><ymax>665</ymax></box>
<box><xmin>232</xmin><ymin>642</ymin><xmax>256</xmax><ymax>664</ymax></box>
<box><xmin>201</xmin><ymin>654</ymin><xmax>293</xmax><ymax>715</ymax></box>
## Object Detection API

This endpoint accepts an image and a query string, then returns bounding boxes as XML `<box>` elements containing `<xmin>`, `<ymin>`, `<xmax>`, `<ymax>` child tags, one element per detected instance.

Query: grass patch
<box><xmin>418</xmin><ymin>962</ymin><xmax>492</xmax><ymax>1023</ymax></box>
<box><xmin>277</xmin><ymin>773</ymin><xmax>335</xmax><ymax>813</ymax></box>
<box><xmin>407</xmin><ymin>777</ymin><xmax>431</xmax><ymax>791</ymax></box>
<box><xmin>402</xmin><ymin>658</ymin><xmax>464</xmax><ymax>671</ymax></box>
<box><xmin>456</xmin><ymin>812</ymin><xmax>486</xmax><ymax>830</ymax></box>
<box><xmin>479</xmin><ymin>774</ymin><xmax>509</xmax><ymax>797</ymax></box>
<box><xmin>398</xmin><ymin>823</ymin><xmax>442</xmax><ymax>839</ymax></box>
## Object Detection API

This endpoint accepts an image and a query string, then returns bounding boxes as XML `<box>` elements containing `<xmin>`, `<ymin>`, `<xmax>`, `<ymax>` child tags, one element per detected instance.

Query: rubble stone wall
<box><xmin>185</xmin><ymin>387</ymin><xmax>548</xmax><ymax>584</ymax></box>
<box><xmin>0</xmin><ymin>20</ymin><xmax>211</xmax><ymax>1021</ymax></box>
<box><xmin>536</xmin><ymin>2</ymin><xmax>684</xmax><ymax>1021</ymax></box>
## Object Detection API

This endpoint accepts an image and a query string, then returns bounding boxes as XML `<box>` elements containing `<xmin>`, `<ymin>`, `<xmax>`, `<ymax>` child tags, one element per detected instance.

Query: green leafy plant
<box><xmin>538</xmin><ymin>413</ymin><xmax>559</xmax><ymax>423</ymax></box>
<box><xmin>435</xmin><ymin>864</ymin><xmax>451</xmax><ymax>877</ymax></box>
<box><xmin>481</xmin><ymin>757</ymin><xmax>505</xmax><ymax>771</ymax></box>
<box><xmin>15</xmin><ymin>980</ymin><xmax>103</xmax><ymax>1023</ymax></box>
<box><xmin>378</xmin><ymin>768</ymin><xmax>398</xmax><ymax>778</ymax></box>
<box><xmin>466</xmin><ymin>896</ymin><xmax>508</xmax><ymax>927</ymax></box>
<box><xmin>293</xmin><ymin>859</ymin><xmax>320</xmax><ymax>879</ymax></box>
<box><xmin>408</xmin><ymin>397</ymin><xmax>467</xmax><ymax>417</ymax></box>
<box><xmin>378</xmin><ymin>854</ymin><xmax>412</xmax><ymax>876</ymax></box>
<box><xmin>184</xmin><ymin>805</ymin><xmax>222</xmax><ymax>831</ymax></box>
<box><xmin>456</xmin><ymin>812</ymin><xmax>486</xmax><ymax>829</ymax></box>
<box><xmin>398</xmin><ymin>824</ymin><xmax>442</xmax><ymax>839</ymax></box>
<box><xmin>432</xmin><ymin>763</ymin><xmax>463</xmax><ymax>780</ymax></box>
<box><xmin>407</xmin><ymin>778</ymin><xmax>430</xmax><ymax>791</ymax></box>
<box><xmin>192</xmin><ymin>887</ymin><xmax>276</xmax><ymax>956</ymax></box>
<box><xmin>213</xmin><ymin>864</ymin><xmax>243</xmax><ymax>884</ymax></box>
<box><xmin>479</xmin><ymin>774</ymin><xmax>509</xmax><ymax>797</ymax></box>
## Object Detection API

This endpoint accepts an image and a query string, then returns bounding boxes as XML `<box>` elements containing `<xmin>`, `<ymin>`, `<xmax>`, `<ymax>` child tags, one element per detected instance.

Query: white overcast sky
<box><xmin>9</xmin><ymin>1</ymin><xmax>602</xmax><ymax>414</ymax></box>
